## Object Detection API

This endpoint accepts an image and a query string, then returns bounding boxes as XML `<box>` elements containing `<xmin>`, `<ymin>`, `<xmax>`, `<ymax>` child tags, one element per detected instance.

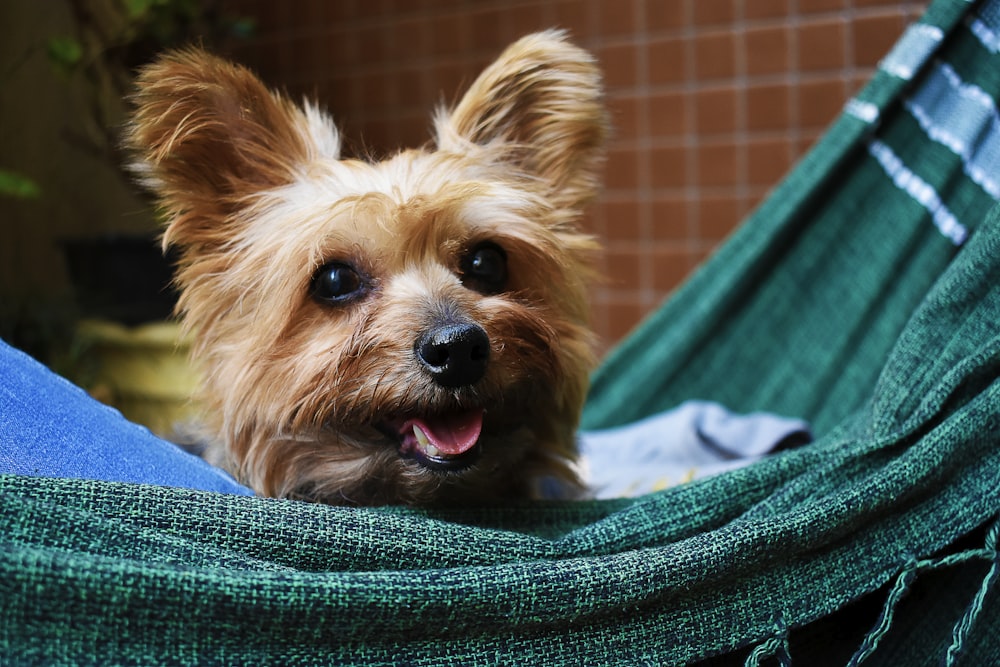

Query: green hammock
<box><xmin>4</xmin><ymin>0</ymin><xmax>1000</xmax><ymax>663</ymax></box>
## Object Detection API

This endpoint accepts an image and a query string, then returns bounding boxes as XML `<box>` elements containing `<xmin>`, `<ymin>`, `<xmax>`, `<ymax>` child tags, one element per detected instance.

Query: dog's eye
<box><xmin>310</xmin><ymin>262</ymin><xmax>366</xmax><ymax>304</ymax></box>
<box><xmin>461</xmin><ymin>242</ymin><xmax>508</xmax><ymax>294</ymax></box>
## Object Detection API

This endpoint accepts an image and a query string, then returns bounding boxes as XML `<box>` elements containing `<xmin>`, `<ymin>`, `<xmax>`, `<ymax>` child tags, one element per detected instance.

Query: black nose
<box><xmin>416</xmin><ymin>323</ymin><xmax>490</xmax><ymax>388</ymax></box>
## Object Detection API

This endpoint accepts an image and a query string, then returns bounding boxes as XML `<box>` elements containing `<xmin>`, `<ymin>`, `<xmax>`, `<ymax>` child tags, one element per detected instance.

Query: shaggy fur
<box><xmin>126</xmin><ymin>31</ymin><xmax>607</xmax><ymax>505</ymax></box>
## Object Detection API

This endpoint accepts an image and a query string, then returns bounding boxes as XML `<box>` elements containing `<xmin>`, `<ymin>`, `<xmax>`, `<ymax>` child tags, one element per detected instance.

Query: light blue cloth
<box><xmin>0</xmin><ymin>338</ymin><xmax>253</xmax><ymax>495</ymax></box>
<box><xmin>578</xmin><ymin>401</ymin><xmax>811</xmax><ymax>498</ymax></box>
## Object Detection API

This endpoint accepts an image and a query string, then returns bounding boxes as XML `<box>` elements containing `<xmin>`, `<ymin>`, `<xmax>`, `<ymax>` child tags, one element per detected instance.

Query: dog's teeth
<box><xmin>412</xmin><ymin>424</ymin><xmax>442</xmax><ymax>457</ymax></box>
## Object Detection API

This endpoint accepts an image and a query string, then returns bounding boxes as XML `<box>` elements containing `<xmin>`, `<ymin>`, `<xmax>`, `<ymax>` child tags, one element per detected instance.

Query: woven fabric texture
<box><xmin>4</xmin><ymin>0</ymin><xmax>1000</xmax><ymax>664</ymax></box>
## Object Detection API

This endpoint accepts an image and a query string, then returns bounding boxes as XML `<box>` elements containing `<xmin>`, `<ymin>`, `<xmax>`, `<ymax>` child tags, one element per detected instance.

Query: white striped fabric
<box><xmin>905</xmin><ymin>61</ymin><xmax>1000</xmax><ymax>200</ymax></box>
<box><xmin>968</xmin><ymin>0</ymin><xmax>1000</xmax><ymax>54</ymax></box>
<box><xmin>880</xmin><ymin>23</ymin><xmax>944</xmax><ymax>80</ymax></box>
<box><xmin>845</xmin><ymin>99</ymin><xmax>880</xmax><ymax>125</ymax></box>
<box><xmin>868</xmin><ymin>140</ymin><xmax>969</xmax><ymax>245</ymax></box>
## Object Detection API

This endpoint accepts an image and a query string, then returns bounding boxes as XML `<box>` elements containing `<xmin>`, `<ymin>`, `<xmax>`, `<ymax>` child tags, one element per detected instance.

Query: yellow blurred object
<box><xmin>74</xmin><ymin>319</ymin><xmax>201</xmax><ymax>440</ymax></box>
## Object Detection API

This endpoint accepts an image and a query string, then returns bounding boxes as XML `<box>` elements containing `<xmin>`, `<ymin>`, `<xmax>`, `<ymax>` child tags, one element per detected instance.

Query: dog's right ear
<box><xmin>126</xmin><ymin>48</ymin><xmax>340</xmax><ymax>247</ymax></box>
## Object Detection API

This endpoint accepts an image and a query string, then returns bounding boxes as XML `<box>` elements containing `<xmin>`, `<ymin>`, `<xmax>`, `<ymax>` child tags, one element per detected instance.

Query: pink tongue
<box><xmin>412</xmin><ymin>410</ymin><xmax>484</xmax><ymax>455</ymax></box>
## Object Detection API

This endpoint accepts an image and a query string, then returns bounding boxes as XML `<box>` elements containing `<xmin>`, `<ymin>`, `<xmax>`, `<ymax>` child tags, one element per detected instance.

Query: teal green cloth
<box><xmin>4</xmin><ymin>0</ymin><xmax>1000</xmax><ymax>664</ymax></box>
<box><xmin>585</xmin><ymin>0</ymin><xmax>1000</xmax><ymax>437</ymax></box>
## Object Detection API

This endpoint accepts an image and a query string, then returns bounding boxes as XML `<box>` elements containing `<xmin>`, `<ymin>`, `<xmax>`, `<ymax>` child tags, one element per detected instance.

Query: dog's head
<box><xmin>126</xmin><ymin>31</ymin><xmax>607</xmax><ymax>505</ymax></box>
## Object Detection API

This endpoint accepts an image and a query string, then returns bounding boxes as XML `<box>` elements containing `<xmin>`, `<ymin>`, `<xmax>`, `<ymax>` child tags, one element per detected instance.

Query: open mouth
<box><xmin>392</xmin><ymin>410</ymin><xmax>485</xmax><ymax>472</ymax></box>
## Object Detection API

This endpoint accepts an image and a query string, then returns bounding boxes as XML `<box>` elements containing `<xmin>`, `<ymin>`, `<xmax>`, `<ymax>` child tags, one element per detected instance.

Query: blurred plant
<box><xmin>2</xmin><ymin>1</ymin><xmax>253</xmax><ymax>202</ymax></box>
<box><xmin>47</xmin><ymin>0</ymin><xmax>255</xmax><ymax>173</ymax></box>
<box><xmin>0</xmin><ymin>169</ymin><xmax>41</xmax><ymax>199</ymax></box>
<box><xmin>0</xmin><ymin>1</ymin><xmax>254</xmax><ymax>363</ymax></box>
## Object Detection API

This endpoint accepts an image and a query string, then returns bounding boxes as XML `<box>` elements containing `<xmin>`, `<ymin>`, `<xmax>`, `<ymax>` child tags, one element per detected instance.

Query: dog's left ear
<box><xmin>434</xmin><ymin>30</ymin><xmax>607</xmax><ymax>213</ymax></box>
<box><xmin>126</xmin><ymin>48</ymin><xmax>340</xmax><ymax>250</ymax></box>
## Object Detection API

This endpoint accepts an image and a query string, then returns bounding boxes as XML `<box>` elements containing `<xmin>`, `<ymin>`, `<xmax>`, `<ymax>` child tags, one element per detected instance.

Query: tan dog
<box><xmin>126</xmin><ymin>31</ymin><xmax>607</xmax><ymax>505</ymax></box>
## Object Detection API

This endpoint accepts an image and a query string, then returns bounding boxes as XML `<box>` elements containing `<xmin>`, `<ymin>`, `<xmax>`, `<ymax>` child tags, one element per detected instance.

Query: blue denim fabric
<box><xmin>0</xmin><ymin>338</ymin><xmax>253</xmax><ymax>495</ymax></box>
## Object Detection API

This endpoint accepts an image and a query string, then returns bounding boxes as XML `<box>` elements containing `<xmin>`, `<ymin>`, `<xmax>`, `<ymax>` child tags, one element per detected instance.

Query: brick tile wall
<box><xmin>221</xmin><ymin>0</ymin><xmax>926</xmax><ymax>352</ymax></box>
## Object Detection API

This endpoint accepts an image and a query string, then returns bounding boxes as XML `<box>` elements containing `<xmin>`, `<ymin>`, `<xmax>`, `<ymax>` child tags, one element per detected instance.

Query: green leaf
<box><xmin>0</xmin><ymin>169</ymin><xmax>42</xmax><ymax>199</ymax></box>
<box><xmin>229</xmin><ymin>17</ymin><xmax>257</xmax><ymax>39</ymax></box>
<box><xmin>123</xmin><ymin>0</ymin><xmax>157</xmax><ymax>20</ymax></box>
<box><xmin>46</xmin><ymin>36</ymin><xmax>83</xmax><ymax>72</ymax></box>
